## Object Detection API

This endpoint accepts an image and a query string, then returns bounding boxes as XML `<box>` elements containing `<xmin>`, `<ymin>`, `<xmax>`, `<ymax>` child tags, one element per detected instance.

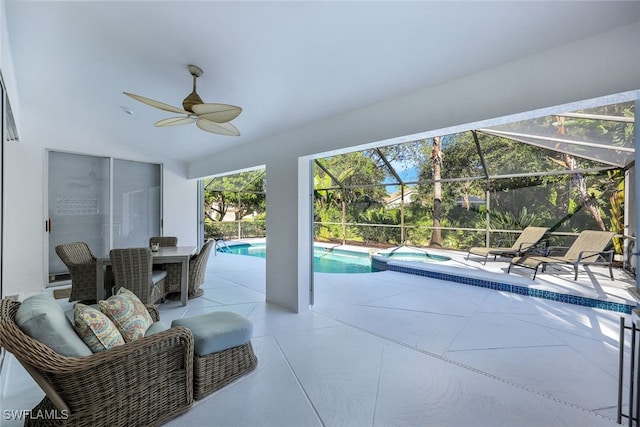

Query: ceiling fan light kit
<box><xmin>123</xmin><ymin>64</ymin><xmax>242</xmax><ymax>136</ymax></box>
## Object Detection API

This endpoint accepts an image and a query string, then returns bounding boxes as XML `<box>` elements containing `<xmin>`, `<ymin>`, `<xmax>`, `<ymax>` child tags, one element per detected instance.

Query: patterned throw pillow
<box><xmin>73</xmin><ymin>303</ymin><xmax>124</xmax><ymax>352</ymax></box>
<box><xmin>98</xmin><ymin>288</ymin><xmax>154</xmax><ymax>342</ymax></box>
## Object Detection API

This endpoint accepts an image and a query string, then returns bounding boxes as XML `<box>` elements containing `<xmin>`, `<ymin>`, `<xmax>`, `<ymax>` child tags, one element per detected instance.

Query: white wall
<box><xmin>162</xmin><ymin>164</ymin><xmax>198</xmax><ymax>243</ymax></box>
<box><xmin>188</xmin><ymin>22</ymin><xmax>640</xmax><ymax>312</ymax></box>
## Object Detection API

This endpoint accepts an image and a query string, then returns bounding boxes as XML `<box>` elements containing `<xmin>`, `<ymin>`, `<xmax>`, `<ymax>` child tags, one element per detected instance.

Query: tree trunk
<box><xmin>562</xmin><ymin>154</ymin><xmax>606</xmax><ymax>230</ymax></box>
<box><xmin>553</xmin><ymin>117</ymin><xmax>606</xmax><ymax>230</ymax></box>
<box><xmin>431</xmin><ymin>136</ymin><xmax>443</xmax><ymax>248</ymax></box>
<box><xmin>341</xmin><ymin>200</ymin><xmax>347</xmax><ymax>245</ymax></box>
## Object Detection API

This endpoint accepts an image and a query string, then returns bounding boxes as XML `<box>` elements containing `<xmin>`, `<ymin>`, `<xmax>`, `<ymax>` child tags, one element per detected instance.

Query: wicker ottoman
<box><xmin>172</xmin><ymin>311</ymin><xmax>258</xmax><ymax>400</ymax></box>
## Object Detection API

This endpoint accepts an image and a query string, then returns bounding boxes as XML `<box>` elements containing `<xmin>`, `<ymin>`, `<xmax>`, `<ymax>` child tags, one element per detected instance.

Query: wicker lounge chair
<box><xmin>507</xmin><ymin>230</ymin><xmax>615</xmax><ymax>280</ymax></box>
<box><xmin>110</xmin><ymin>248</ymin><xmax>167</xmax><ymax>304</ymax></box>
<box><xmin>466</xmin><ymin>226</ymin><xmax>549</xmax><ymax>265</ymax></box>
<box><xmin>55</xmin><ymin>241</ymin><xmax>113</xmax><ymax>303</ymax></box>
<box><xmin>0</xmin><ymin>298</ymin><xmax>194</xmax><ymax>427</ymax></box>
<box><xmin>165</xmin><ymin>239</ymin><xmax>215</xmax><ymax>299</ymax></box>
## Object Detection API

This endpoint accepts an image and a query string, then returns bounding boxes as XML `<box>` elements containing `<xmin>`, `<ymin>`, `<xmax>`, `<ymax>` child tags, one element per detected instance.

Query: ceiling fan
<box><xmin>123</xmin><ymin>64</ymin><xmax>242</xmax><ymax>136</ymax></box>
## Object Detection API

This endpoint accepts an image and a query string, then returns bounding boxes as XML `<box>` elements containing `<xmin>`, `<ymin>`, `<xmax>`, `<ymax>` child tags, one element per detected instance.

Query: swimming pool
<box><xmin>218</xmin><ymin>242</ymin><xmax>451</xmax><ymax>273</ymax></box>
<box><xmin>219</xmin><ymin>242</ymin><xmax>372</xmax><ymax>273</ymax></box>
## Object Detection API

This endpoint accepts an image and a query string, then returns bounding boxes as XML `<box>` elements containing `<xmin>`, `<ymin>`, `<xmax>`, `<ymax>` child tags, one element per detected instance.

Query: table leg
<box><xmin>96</xmin><ymin>260</ymin><xmax>105</xmax><ymax>301</ymax></box>
<box><xmin>181</xmin><ymin>257</ymin><xmax>189</xmax><ymax>306</ymax></box>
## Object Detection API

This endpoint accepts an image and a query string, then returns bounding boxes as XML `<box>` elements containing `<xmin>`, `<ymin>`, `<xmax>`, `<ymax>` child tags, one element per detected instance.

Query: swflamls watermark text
<box><xmin>3</xmin><ymin>409</ymin><xmax>70</xmax><ymax>421</ymax></box>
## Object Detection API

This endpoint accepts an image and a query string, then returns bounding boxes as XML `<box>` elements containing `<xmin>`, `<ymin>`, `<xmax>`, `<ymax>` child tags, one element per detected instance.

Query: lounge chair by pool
<box><xmin>507</xmin><ymin>230</ymin><xmax>615</xmax><ymax>280</ymax></box>
<box><xmin>466</xmin><ymin>226</ymin><xmax>549</xmax><ymax>265</ymax></box>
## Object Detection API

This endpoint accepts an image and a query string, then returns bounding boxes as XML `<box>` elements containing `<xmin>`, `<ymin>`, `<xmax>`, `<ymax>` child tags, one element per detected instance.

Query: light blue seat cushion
<box><xmin>171</xmin><ymin>311</ymin><xmax>253</xmax><ymax>356</ymax></box>
<box><xmin>152</xmin><ymin>270</ymin><xmax>167</xmax><ymax>284</ymax></box>
<box><xmin>145</xmin><ymin>321</ymin><xmax>170</xmax><ymax>336</ymax></box>
<box><xmin>16</xmin><ymin>294</ymin><xmax>93</xmax><ymax>357</ymax></box>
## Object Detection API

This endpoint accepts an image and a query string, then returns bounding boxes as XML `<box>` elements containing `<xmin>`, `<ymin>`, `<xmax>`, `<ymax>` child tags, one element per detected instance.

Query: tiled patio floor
<box><xmin>1</xmin><ymin>246</ymin><xmax>638</xmax><ymax>426</ymax></box>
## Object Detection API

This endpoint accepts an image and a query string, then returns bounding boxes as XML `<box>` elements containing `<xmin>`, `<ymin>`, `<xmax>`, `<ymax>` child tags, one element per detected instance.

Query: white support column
<box><xmin>298</xmin><ymin>156</ymin><xmax>314</xmax><ymax>307</ymax></box>
<box><xmin>264</xmin><ymin>155</ymin><xmax>311</xmax><ymax>312</ymax></box>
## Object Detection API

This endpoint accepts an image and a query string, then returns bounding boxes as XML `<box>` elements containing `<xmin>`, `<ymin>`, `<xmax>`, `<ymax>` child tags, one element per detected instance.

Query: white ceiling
<box><xmin>5</xmin><ymin>1</ymin><xmax>640</xmax><ymax>164</ymax></box>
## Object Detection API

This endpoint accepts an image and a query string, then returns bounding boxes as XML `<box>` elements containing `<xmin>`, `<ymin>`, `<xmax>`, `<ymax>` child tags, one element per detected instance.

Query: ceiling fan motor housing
<box><xmin>183</xmin><ymin>64</ymin><xmax>205</xmax><ymax>112</ymax></box>
<box><xmin>183</xmin><ymin>91</ymin><xmax>204</xmax><ymax>113</ymax></box>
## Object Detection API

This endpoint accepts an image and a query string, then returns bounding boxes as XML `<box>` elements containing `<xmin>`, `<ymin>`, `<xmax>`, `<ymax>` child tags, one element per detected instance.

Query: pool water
<box><xmin>314</xmin><ymin>248</ymin><xmax>372</xmax><ymax>273</ymax></box>
<box><xmin>220</xmin><ymin>243</ymin><xmax>372</xmax><ymax>273</ymax></box>
<box><xmin>219</xmin><ymin>243</ymin><xmax>452</xmax><ymax>274</ymax></box>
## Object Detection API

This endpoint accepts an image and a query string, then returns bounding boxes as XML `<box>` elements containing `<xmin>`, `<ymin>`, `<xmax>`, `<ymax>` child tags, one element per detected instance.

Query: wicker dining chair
<box><xmin>109</xmin><ymin>248</ymin><xmax>167</xmax><ymax>304</ymax></box>
<box><xmin>188</xmin><ymin>239</ymin><xmax>215</xmax><ymax>298</ymax></box>
<box><xmin>149</xmin><ymin>236</ymin><xmax>178</xmax><ymax>248</ymax></box>
<box><xmin>149</xmin><ymin>236</ymin><xmax>178</xmax><ymax>278</ymax></box>
<box><xmin>165</xmin><ymin>239</ymin><xmax>215</xmax><ymax>299</ymax></box>
<box><xmin>0</xmin><ymin>297</ymin><xmax>194</xmax><ymax>427</ymax></box>
<box><xmin>55</xmin><ymin>241</ymin><xmax>113</xmax><ymax>303</ymax></box>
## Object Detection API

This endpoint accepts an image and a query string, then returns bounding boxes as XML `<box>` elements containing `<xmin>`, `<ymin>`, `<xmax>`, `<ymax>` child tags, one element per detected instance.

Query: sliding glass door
<box><xmin>48</xmin><ymin>152</ymin><xmax>110</xmax><ymax>280</ymax></box>
<box><xmin>112</xmin><ymin>159</ymin><xmax>161</xmax><ymax>248</ymax></box>
<box><xmin>48</xmin><ymin>151</ymin><xmax>161</xmax><ymax>282</ymax></box>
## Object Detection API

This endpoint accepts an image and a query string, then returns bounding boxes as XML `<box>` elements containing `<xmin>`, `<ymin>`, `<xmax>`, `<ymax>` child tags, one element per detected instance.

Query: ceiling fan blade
<box><xmin>191</xmin><ymin>103</ymin><xmax>242</xmax><ymax>123</ymax></box>
<box><xmin>196</xmin><ymin>118</ymin><xmax>241</xmax><ymax>136</ymax></box>
<box><xmin>123</xmin><ymin>92</ymin><xmax>187</xmax><ymax>114</ymax></box>
<box><xmin>155</xmin><ymin>116</ymin><xmax>196</xmax><ymax>127</ymax></box>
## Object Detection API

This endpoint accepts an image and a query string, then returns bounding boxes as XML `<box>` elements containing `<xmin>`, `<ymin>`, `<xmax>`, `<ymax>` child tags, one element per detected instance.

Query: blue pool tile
<box><xmin>387</xmin><ymin>263</ymin><xmax>634</xmax><ymax>314</ymax></box>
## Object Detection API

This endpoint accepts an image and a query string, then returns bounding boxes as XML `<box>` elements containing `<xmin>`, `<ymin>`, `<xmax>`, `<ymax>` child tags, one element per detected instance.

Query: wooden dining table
<box><xmin>96</xmin><ymin>246</ymin><xmax>197</xmax><ymax>306</ymax></box>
